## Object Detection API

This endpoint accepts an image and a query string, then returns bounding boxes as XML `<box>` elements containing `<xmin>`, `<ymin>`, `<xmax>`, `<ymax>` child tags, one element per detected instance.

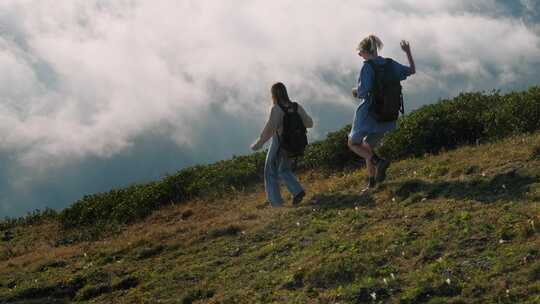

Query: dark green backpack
<box><xmin>366</xmin><ymin>58</ymin><xmax>404</xmax><ymax>122</ymax></box>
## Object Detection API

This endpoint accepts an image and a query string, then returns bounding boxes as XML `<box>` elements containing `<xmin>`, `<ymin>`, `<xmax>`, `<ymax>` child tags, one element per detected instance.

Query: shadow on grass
<box><xmin>308</xmin><ymin>192</ymin><xmax>375</xmax><ymax>209</ymax></box>
<box><xmin>389</xmin><ymin>169</ymin><xmax>535</xmax><ymax>204</ymax></box>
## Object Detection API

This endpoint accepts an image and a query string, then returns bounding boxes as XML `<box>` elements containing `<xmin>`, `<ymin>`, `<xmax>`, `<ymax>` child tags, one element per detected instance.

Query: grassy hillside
<box><xmin>1</xmin><ymin>131</ymin><xmax>539</xmax><ymax>303</ymax></box>
<box><xmin>42</xmin><ymin>87</ymin><xmax>540</xmax><ymax>230</ymax></box>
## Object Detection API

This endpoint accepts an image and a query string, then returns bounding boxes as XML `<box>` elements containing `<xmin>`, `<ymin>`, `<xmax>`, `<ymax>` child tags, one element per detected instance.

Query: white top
<box><xmin>252</xmin><ymin>103</ymin><xmax>313</xmax><ymax>150</ymax></box>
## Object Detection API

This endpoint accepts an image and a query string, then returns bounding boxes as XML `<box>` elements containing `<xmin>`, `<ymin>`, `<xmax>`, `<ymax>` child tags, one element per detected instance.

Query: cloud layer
<box><xmin>1</xmin><ymin>0</ymin><xmax>539</xmax><ymax>216</ymax></box>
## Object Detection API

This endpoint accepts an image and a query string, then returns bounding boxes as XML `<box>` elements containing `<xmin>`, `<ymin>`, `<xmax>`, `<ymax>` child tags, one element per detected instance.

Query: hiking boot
<box><xmin>256</xmin><ymin>202</ymin><xmax>270</xmax><ymax>209</ymax></box>
<box><xmin>292</xmin><ymin>190</ymin><xmax>305</xmax><ymax>206</ymax></box>
<box><xmin>375</xmin><ymin>159</ymin><xmax>391</xmax><ymax>183</ymax></box>
<box><xmin>361</xmin><ymin>177</ymin><xmax>377</xmax><ymax>193</ymax></box>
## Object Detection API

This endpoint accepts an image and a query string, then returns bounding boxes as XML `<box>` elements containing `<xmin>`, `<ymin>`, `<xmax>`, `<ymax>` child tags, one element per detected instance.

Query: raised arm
<box><xmin>400</xmin><ymin>40</ymin><xmax>416</xmax><ymax>75</ymax></box>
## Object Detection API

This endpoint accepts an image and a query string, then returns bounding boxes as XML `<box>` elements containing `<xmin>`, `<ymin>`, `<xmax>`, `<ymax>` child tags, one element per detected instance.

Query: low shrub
<box><xmin>59</xmin><ymin>152</ymin><xmax>266</xmax><ymax>228</ymax></box>
<box><xmin>380</xmin><ymin>87</ymin><xmax>540</xmax><ymax>159</ymax></box>
<box><xmin>301</xmin><ymin>125</ymin><xmax>360</xmax><ymax>170</ymax></box>
<box><xmin>1</xmin><ymin>208</ymin><xmax>58</xmax><ymax>230</ymax></box>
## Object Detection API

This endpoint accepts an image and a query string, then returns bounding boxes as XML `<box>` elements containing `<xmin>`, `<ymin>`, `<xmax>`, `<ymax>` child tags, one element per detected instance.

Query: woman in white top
<box><xmin>251</xmin><ymin>82</ymin><xmax>313</xmax><ymax>207</ymax></box>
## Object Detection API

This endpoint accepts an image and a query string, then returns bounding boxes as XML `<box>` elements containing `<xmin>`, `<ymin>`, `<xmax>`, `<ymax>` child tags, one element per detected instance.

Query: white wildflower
<box><xmin>370</xmin><ymin>292</ymin><xmax>377</xmax><ymax>300</ymax></box>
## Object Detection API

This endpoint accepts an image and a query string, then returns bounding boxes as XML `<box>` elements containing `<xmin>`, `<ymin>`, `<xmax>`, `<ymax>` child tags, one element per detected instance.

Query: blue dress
<box><xmin>349</xmin><ymin>56</ymin><xmax>412</xmax><ymax>143</ymax></box>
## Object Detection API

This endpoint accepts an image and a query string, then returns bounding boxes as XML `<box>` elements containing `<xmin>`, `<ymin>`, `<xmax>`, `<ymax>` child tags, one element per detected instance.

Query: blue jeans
<box><xmin>264</xmin><ymin>135</ymin><xmax>304</xmax><ymax>207</ymax></box>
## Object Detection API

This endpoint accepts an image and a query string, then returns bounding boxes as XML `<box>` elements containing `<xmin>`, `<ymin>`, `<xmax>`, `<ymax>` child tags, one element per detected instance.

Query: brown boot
<box><xmin>375</xmin><ymin>159</ymin><xmax>391</xmax><ymax>183</ymax></box>
<box><xmin>292</xmin><ymin>190</ymin><xmax>305</xmax><ymax>206</ymax></box>
<box><xmin>361</xmin><ymin>177</ymin><xmax>377</xmax><ymax>193</ymax></box>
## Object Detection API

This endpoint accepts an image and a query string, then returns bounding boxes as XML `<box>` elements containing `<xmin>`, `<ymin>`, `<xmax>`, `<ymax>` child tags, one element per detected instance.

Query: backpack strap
<box><xmin>276</xmin><ymin>102</ymin><xmax>298</xmax><ymax>113</ymax></box>
<box><xmin>275</xmin><ymin>102</ymin><xmax>290</xmax><ymax>152</ymax></box>
<box><xmin>366</xmin><ymin>59</ymin><xmax>384</xmax><ymax>96</ymax></box>
<box><xmin>383</xmin><ymin>58</ymin><xmax>405</xmax><ymax>115</ymax></box>
<box><xmin>367</xmin><ymin>57</ymin><xmax>393</xmax><ymax>72</ymax></box>
<box><xmin>276</xmin><ymin>102</ymin><xmax>287</xmax><ymax>113</ymax></box>
<box><xmin>365</xmin><ymin>59</ymin><xmax>376</xmax><ymax>76</ymax></box>
<box><xmin>384</xmin><ymin>58</ymin><xmax>405</xmax><ymax>114</ymax></box>
<box><xmin>291</xmin><ymin>102</ymin><xmax>298</xmax><ymax>113</ymax></box>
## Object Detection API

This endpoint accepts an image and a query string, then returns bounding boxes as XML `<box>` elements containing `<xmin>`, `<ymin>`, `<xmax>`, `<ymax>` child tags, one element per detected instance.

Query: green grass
<box><xmin>1</xmin><ymin>132</ymin><xmax>539</xmax><ymax>303</ymax></box>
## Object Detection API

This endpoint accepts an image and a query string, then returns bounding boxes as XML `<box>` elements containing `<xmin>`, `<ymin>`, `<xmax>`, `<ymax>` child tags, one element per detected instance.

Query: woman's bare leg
<box><xmin>347</xmin><ymin>138</ymin><xmax>375</xmax><ymax>177</ymax></box>
<box><xmin>362</xmin><ymin>142</ymin><xmax>376</xmax><ymax>177</ymax></box>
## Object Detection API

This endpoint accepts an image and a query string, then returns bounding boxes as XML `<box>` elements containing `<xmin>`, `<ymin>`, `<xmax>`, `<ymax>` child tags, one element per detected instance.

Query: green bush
<box><xmin>1</xmin><ymin>208</ymin><xmax>58</xmax><ymax>230</ymax></box>
<box><xmin>482</xmin><ymin>88</ymin><xmax>540</xmax><ymax>138</ymax></box>
<box><xmin>379</xmin><ymin>92</ymin><xmax>487</xmax><ymax>159</ymax></box>
<box><xmin>380</xmin><ymin>87</ymin><xmax>540</xmax><ymax>159</ymax></box>
<box><xmin>301</xmin><ymin>125</ymin><xmax>360</xmax><ymax>170</ymax></box>
<box><xmin>59</xmin><ymin>152</ymin><xmax>266</xmax><ymax>228</ymax></box>
<box><xmin>55</xmin><ymin>86</ymin><xmax>540</xmax><ymax>230</ymax></box>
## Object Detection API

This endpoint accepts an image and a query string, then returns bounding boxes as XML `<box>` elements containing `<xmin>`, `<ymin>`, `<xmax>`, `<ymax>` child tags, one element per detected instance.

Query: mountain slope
<box><xmin>1</xmin><ymin>132</ymin><xmax>539</xmax><ymax>303</ymax></box>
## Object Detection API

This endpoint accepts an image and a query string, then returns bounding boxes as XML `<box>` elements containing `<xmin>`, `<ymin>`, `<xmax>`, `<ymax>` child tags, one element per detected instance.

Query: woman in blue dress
<box><xmin>349</xmin><ymin>35</ymin><xmax>416</xmax><ymax>191</ymax></box>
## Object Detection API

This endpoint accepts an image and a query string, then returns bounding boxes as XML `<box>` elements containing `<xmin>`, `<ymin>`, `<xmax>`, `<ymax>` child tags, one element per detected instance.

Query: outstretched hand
<box><xmin>400</xmin><ymin>40</ymin><xmax>411</xmax><ymax>54</ymax></box>
<box><xmin>251</xmin><ymin>141</ymin><xmax>263</xmax><ymax>151</ymax></box>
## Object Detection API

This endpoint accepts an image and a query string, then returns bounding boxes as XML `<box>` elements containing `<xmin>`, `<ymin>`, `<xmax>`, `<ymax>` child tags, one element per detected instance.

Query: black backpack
<box><xmin>277</xmin><ymin>102</ymin><xmax>308</xmax><ymax>157</ymax></box>
<box><xmin>366</xmin><ymin>58</ymin><xmax>404</xmax><ymax>122</ymax></box>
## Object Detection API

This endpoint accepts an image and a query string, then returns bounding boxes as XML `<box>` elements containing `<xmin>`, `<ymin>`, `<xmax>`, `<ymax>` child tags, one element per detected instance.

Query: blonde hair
<box><xmin>357</xmin><ymin>34</ymin><xmax>384</xmax><ymax>55</ymax></box>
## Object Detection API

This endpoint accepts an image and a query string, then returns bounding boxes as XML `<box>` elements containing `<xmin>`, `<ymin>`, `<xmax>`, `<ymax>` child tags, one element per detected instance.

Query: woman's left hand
<box><xmin>251</xmin><ymin>141</ymin><xmax>263</xmax><ymax>151</ymax></box>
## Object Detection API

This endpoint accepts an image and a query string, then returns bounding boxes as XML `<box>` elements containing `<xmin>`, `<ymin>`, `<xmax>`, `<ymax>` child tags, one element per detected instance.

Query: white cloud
<box><xmin>520</xmin><ymin>0</ymin><xmax>536</xmax><ymax>13</ymax></box>
<box><xmin>0</xmin><ymin>0</ymin><xmax>538</xmax><ymax>170</ymax></box>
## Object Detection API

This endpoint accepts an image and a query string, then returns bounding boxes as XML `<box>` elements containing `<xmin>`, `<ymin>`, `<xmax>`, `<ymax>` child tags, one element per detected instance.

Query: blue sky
<box><xmin>1</xmin><ymin>0</ymin><xmax>539</xmax><ymax>217</ymax></box>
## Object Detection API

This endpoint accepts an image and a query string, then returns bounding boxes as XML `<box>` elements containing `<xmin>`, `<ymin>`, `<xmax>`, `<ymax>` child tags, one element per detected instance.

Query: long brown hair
<box><xmin>271</xmin><ymin>82</ymin><xmax>292</xmax><ymax>107</ymax></box>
